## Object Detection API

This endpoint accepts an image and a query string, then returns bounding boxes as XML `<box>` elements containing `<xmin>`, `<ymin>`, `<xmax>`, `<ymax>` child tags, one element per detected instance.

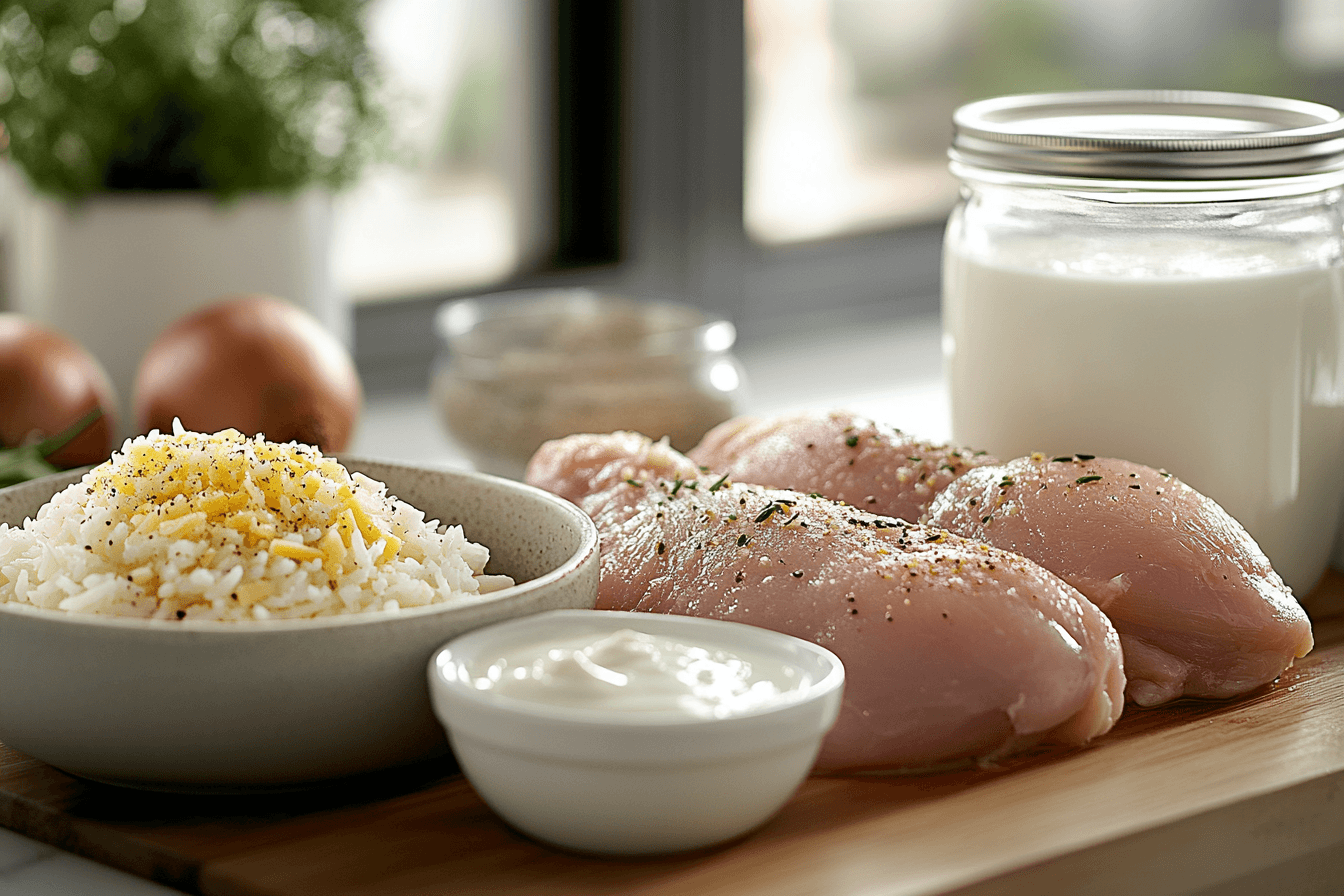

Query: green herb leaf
<box><xmin>0</xmin><ymin>408</ymin><xmax>103</xmax><ymax>488</ymax></box>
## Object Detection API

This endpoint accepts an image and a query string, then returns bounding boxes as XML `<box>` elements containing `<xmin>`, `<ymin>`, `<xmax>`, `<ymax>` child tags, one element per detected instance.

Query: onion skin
<box><xmin>132</xmin><ymin>294</ymin><xmax>363</xmax><ymax>453</ymax></box>
<box><xmin>0</xmin><ymin>314</ymin><xmax>119</xmax><ymax>468</ymax></box>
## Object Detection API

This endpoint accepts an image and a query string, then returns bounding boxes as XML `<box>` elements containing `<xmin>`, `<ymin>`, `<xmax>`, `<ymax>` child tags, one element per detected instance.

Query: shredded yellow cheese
<box><xmin>88</xmin><ymin>428</ymin><xmax>404</xmax><ymax>581</ymax></box>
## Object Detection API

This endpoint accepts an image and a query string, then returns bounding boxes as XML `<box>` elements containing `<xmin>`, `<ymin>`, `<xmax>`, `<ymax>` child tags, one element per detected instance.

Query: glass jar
<box><xmin>432</xmin><ymin>289</ymin><xmax>747</xmax><ymax>480</ymax></box>
<box><xmin>942</xmin><ymin>90</ymin><xmax>1344</xmax><ymax>595</ymax></box>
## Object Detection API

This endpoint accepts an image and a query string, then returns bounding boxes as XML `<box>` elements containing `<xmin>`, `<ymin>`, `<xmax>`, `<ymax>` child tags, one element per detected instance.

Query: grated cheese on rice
<box><xmin>0</xmin><ymin>424</ymin><xmax>514</xmax><ymax>620</ymax></box>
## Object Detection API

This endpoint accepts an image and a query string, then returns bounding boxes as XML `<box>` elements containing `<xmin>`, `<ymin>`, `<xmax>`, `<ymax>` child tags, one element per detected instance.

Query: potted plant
<box><xmin>0</xmin><ymin>0</ymin><xmax>386</xmax><ymax>421</ymax></box>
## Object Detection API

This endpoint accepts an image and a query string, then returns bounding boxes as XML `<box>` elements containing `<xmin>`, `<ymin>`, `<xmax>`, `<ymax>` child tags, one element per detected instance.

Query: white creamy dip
<box><xmin>471</xmin><ymin>628</ymin><xmax>808</xmax><ymax>718</ymax></box>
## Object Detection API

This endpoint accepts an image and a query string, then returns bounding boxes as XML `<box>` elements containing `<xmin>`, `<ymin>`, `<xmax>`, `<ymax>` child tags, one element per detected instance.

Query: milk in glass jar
<box><xmin>942</xmin><ymin>91</ymin><xmax>1344</xmax><ymax>595</ymax></box>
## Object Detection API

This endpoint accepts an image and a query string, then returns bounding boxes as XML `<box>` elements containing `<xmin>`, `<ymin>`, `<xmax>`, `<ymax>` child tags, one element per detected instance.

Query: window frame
<box><xmin>353</xmin><ymin>0</ymin><xmax>943</xmax><ymax>393</ymax></box>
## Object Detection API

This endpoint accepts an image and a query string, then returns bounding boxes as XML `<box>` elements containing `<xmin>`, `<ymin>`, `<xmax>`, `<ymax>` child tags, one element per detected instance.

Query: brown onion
<box><xmin>0</xmin><ymin>314</ymin><xmax>119</xmax><ymax>468</ymax></box>
<box><xmin>132</xmin><ymin>294</ymin><xmax>363</xmax><ymax>452</ymax></box>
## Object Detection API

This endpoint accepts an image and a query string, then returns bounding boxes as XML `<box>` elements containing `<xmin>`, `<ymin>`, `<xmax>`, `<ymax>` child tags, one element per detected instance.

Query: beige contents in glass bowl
<box><xmin>433</xmin><ymin>292</ymin><xmax>744</xmax><ymax>479</ymax></box>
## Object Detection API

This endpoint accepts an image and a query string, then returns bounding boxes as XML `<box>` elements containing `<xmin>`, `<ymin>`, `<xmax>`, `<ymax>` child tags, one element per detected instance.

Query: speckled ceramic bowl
<box><xmin>0</xmin><ymin>459</ymin><xmax>599</xmax><ymax>791</ymax></box>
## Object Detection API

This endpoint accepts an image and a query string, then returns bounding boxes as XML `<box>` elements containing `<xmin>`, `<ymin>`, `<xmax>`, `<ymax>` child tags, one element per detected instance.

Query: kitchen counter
<box><xmin>6</xmin><ymin>310</ymin><xmax>1339</xmax><ymax>895</ymax></box>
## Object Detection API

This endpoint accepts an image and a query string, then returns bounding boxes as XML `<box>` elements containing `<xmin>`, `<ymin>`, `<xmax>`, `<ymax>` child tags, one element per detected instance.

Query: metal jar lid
<box><xmin>950</xmin><ymin>90</ymin><xmax>1344</xmax><ymax>180</ymax></box>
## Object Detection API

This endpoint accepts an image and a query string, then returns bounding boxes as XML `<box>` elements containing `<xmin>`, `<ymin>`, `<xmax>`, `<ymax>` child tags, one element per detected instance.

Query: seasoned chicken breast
<box><xmin>926</xmin><ymin>455</ymin><xmax>1313</xmax><ymax>706</ymax></box>
<box><xmin>689</xmin><ymin>410</ymin><xmax>1000</xmax><ymax>523</ymax></box>
<box><xmin>526</xmin><ymin>433</ymin><xmax>1125</xmax><ymax>774</ymax></box>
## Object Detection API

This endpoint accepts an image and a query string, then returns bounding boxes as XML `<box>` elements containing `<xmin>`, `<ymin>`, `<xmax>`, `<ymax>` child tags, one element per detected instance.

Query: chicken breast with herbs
<box><xmin>689</xmin><ymin>410</ymin><xmax>1000</xmax><ymax>523</ymax></box>
<box><xmin>926</xmin><ymin>455</ymin><xmax>1313</xmax><ymax>706</ymax></box>
<box><xmin>526</xmin><ymin>432</ymin><xmax>1125</xmax><ymax>774</ymax></box>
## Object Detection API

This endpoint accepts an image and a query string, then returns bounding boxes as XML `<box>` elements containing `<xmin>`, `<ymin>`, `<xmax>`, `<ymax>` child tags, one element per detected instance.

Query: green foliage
<box><xmin>0</xmin><ymin>0</ymin><xmax>387</xmax><ymax>199</ymax></box>
<box><xmin>957</xmin><ymin>0</ymin><xmax>1086</xmax><ymax>101</ymax></box>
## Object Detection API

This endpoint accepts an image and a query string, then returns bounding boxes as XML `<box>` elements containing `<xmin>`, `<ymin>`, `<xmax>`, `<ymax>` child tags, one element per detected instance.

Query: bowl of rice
<box><xmin>0</xmin><ymin>426</ymin><xmax>599</xmax><ymax>790</ymax></box>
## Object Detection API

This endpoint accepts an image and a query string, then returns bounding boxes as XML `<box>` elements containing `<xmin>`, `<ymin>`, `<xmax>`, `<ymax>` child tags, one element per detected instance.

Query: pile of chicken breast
<box><xmin>525</xmin><ymin>410</ymin><xmax>1313</xmax><ymax>775</ymax></box>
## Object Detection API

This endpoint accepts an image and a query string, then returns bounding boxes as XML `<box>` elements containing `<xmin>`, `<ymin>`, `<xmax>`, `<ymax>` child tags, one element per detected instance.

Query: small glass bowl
<box><xmin>428</xmin><ymin>609</ymin><xmax>845</xmax><ymax>855</ymax></box>
<box><xmin>431</xmin><ymin>289</ymin><xmax>747</xmax><ymax>479</ymax></box>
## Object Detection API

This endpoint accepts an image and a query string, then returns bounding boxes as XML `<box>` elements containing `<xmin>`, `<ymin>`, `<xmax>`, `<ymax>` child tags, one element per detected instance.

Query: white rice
<box><xmin>0</xmin><ymin>424</ymin><xmax>513</xmax><ymax>621</ymax></box>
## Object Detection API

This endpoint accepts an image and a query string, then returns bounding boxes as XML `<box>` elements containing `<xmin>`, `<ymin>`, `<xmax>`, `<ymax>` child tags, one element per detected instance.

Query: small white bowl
<box><xmin>428</xmin><ymin>609</ymin><xmax>844</xmax><ymax>855</ymax></box>
<box><xmin>0</xmin><ymin>459</ymin><xmax>599</xmax><ymax>791</ymax></box>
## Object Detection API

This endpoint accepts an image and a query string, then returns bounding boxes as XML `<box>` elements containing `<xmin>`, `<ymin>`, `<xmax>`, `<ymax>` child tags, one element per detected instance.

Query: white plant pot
<box><xmin>5</xmin><ymin>188</ymin><xmax>341</xmax><ymax>435</ymax></box>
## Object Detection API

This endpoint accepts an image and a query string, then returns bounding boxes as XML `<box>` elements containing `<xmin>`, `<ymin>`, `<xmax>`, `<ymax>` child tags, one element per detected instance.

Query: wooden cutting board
<box><xmin>4</xmin><ymin>581</ymin><xmax>1344</xmax><ymax>896</ymax></box>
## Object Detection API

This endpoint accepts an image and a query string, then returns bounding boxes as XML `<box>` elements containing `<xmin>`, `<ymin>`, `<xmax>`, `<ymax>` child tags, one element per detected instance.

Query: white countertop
<box><xmin>0</xmin><ymin>313</ymin><xmax>949</xmax><ymax>895</ymax></box>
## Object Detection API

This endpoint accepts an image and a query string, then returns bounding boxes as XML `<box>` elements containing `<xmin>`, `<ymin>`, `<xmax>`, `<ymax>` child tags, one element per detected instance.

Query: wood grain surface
<box><xmin>3</xmin><ymin>580</ymin><xmax>1344</xmax><ymax>896</ymax></box>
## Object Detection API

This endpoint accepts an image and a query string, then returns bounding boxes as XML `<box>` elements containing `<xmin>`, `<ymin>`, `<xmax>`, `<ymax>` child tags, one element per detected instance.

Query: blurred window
<box><xmin>335</xmin><ymin>0</ymin><xmax>541</xmax><ymax>304</ymax></box>
<box><xmin>745</xmin><ymin>0</ymin><xmax>1344</xmax><ymax>246</ymax></box>
<box><xmin>351</xmin><ymin>0</ymin><xmax>1344</xmax><ymax>383</ymax></box>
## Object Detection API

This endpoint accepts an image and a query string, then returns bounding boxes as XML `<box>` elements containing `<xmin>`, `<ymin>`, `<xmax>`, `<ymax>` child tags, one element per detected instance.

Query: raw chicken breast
<box><xmin>926</xmin><ymin>455</ymin><xmax>1313</xmax><ymax>706</ymax></box>
<box><xmin>690</xmin><ymin>410</ymin><xmax>1000</xmax><ymax>523</ymax></box>
<box><xmin>526</xmin><ymin>433</ymin><xmax>1125</xmax><ymax>774</ymax></box>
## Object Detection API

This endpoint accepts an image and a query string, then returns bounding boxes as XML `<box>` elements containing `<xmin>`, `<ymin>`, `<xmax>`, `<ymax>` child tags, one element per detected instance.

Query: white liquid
<box><xmin>472</xmin><ymin>628</ymin><xmax>806</xmax><ymax>718</ymax></box>
<box><xmin>943</xmin><ymin>242</ymin><xmax>1344</xmax><ymax>595</ymax></box>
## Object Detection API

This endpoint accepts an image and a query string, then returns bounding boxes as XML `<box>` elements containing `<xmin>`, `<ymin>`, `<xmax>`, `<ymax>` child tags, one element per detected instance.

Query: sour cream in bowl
<box><xmin>428</xmin><ymin>609</ymin><xmax>845</xmax><ymax>855</ymax></box>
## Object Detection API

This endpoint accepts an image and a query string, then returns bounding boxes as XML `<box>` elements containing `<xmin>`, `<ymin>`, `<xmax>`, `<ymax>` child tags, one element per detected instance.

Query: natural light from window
<box><xmin>745</xmin><ymin>0</ymin><xmax>1344</xmax><ymax>248</ymax></box>
<box><xmin>332</xmin><ymin>0</ymin><xmax>529</xmax><ymax>304</ymax></box>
